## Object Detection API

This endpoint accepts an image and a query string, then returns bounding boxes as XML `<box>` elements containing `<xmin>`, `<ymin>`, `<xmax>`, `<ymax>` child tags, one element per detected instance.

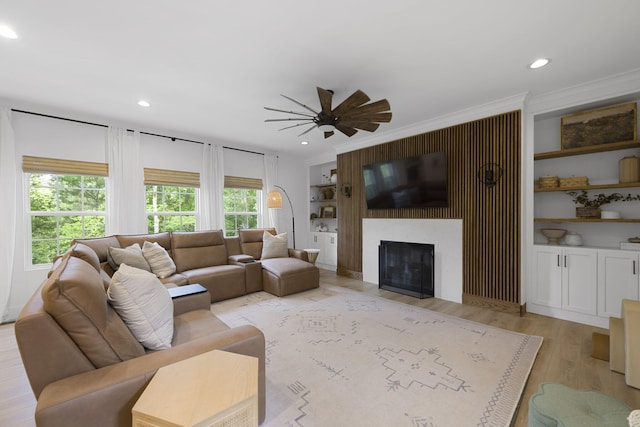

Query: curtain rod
<box><xmin>11</xmin><ymin>108</ymin><xmax>265</xmax><ymax>156</ymax></box>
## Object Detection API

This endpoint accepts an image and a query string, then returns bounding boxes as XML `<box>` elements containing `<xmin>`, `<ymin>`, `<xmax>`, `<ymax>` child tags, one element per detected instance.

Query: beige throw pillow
<box><xmin>261</xmin><ymin>231</ymin><xmax>288</xmax><ymax>259</ymax></box>
<box><xmin>142</xmin><ymin>241</ymin><xmax>176</xmax><ymax>278</ymax></box>
<box><xmin>108</xmin><ymin>264</ymin><xmax>174</xmax><ymax>350</ymax></box>
<box><xmin>107</xmin><ymin>243</ymin><xmax>151</xmax><ymax>272</ymax></box>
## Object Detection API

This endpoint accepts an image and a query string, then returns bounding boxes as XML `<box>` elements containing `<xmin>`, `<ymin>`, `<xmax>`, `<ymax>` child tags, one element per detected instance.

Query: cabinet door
<box><xmin>562</xmin><ymin>248</ymin><xmax>598</xmax><ymax>315</ymax></box>
<box><xmin>308</xmin><ymin>233</ymin><xmax>325</xmax><ymax>264</ymax></box>
<box><xmin>324</xmin><ymin>234</ymin><xmax>338</xmax><ymax>267</ymax></box>
<box><xmin>532</xmin><ymin>247</ymin><xmax>562</xmax><ymax>308</ymax></box>
<box><xmin>598</xmin><ymin>250</ymin><xmax>640</xmax><ymax>318</ymax></box>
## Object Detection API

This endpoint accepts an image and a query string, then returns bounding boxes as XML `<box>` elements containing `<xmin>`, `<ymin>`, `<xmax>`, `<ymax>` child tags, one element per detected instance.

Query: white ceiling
<box><xmin>2</xmin><ymin>1</ymin><xmax>640</xmax><ymax>158</ymax></box>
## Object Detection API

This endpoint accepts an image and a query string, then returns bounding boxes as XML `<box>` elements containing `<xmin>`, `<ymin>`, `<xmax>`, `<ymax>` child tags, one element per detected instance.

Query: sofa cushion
<box><xmin>142</xmin><ymin>241</ymin><xmax>177</xmax><ymax>278</ymax></box>
<box><xmin>107</xmin><ymin>243</ymin><xmax>151</xmax><ymax>272</ymax></box>
<box><xmin>73</xmin><ymin>235</ymin><xmax>121</xmax><ymax>264</ymax></box>
<box><xmin>261</xmin><ymin>231</ymin><xmax>288</xmax><ymax>259</ymax></box>
<box><xmin>172</xmin><ymin>230</ymin><xmax>228</xmax><ymax>272</ymax></box>
<box><xmin>108</xmin><ymin>264</ymin><xmax>174</xmax><ymax>350</ymax></box>
<box><xmin>239</xmin><ymin>228</ymin><xmax>276</xmax><ymax>260</ymax></box>
<box><xmin>69</xmin><ymin>242</ymin><xmax>101</xmax><ymax>272</ymax></box>
<box><xmin>41</xmin><ymin>255</ymin><xmax>145</xmax><ymax>368</ymax></box>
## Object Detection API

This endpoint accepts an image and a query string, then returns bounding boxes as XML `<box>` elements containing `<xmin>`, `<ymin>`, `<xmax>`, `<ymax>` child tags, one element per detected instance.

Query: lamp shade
<box><xmin>267</xmin><ymin>190</ymin><xmax>283</xmax><ymax>209</ymax></box>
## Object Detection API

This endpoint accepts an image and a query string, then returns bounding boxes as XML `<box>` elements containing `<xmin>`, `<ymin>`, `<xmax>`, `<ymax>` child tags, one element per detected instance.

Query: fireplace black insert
<box><xmin>378</xmin><ymin>240</ymin><xmax>434</xmax><ymax>299</ymax></box>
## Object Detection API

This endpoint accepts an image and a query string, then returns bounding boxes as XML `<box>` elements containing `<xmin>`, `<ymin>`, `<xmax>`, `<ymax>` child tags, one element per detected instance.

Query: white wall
<box><xmin>1</xmin><ymin>102</ymin><xmax>306</xmax><ymax>321</ymax></box>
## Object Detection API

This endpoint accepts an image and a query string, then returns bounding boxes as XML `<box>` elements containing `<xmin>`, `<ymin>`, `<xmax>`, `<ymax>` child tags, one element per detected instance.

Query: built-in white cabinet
<box><xmin>531</xmin><ymin>245</ymin><xmax>640</xmax><ymax>327</ymax></box>
<box><xmin>597</xmin><ymin>249</ymin><xmax>640</xmax><ymax>317</ymax></box>
<box><xmin>532</xmin><ymin>246</ymin><xmax>597</xmax><ymax>315</ymax></box>
<box><xmin>308</xmin><ymin>232</ymin><xmax>337</xmax><ymax>270</ymax></box>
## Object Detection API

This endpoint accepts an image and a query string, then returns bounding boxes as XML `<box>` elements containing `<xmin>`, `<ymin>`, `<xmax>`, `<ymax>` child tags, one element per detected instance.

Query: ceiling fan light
<box><xmin>318</xmin><ymin>124</ymin><xmax>334</xmax><ymax>132</ymax></box>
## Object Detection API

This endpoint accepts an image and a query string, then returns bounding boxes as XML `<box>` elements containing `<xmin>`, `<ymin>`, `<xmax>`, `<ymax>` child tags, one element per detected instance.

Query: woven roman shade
<box><xmin>224</xmin><ymin>176</ymin><xmax>263</xmax><ymax>190</ymax></box>
<box><xmin>22</xmin><ymin>156</ymin><xmax>109</xmax><ymax>177</ymax></box>
<box><xmin>144</xmin><ymin>168</ymin><xmax>200</xmax><ymax>188</ymax></box>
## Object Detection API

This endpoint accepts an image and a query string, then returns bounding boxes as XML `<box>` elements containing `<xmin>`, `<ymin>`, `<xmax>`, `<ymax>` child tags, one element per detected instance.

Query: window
<box><xmin>25</xmin><ymin>156</ymin><xmax>109</xmax><ymax>265</ymax></box>
<box><xmin>144</xmin><ymin>168</ymin><xmax>199</xmax><ymax>233</ymax></box>
<box><xmin>223</xmin><ymin>176</ymin><xmax>263</xmax><ymax>237</ymax></box>
<box><xmin>146</xmin><ymin>185</ymin><xmax>196</xmax><ymax>233</ymax></box>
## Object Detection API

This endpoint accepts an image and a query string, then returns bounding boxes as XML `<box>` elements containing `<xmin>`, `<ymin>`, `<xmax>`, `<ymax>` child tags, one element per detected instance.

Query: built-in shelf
<box><xmin>534</xmin><ymin>139</ymin><xmax>640</xmax><ymax>160</ymax></box>
<box><xmin>535</xmin><ymin>182</ymin><xmax>640</xmax><ymax>192</ymax></box>
<box><xmin>535</xmin><ymin>218</ymin><xmax>640</xmax><ymax>223</ymax></box>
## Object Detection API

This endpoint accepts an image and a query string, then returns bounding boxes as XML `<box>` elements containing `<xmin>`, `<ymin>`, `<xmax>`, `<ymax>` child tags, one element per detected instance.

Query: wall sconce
<box><xmin>478</xmin><ymin>163</ymin><xmax>503</xmax><ymax>188</ymax></box>
<box><xmin>341</xmin><ymin>184</ymin><xmax>352</xmax><ymax>198</ymax></box>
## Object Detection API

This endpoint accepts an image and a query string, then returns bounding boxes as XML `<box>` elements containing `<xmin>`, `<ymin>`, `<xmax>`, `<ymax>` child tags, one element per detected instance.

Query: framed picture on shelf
<box><xmin>561</xmin><ymin>102</ymin><xmax>637</xmax><ymax>149</ymax></box>
<box><xmin>320</xmin><ymin>206</ymin><xmax>335</xmax><ymax>218</ymax></box>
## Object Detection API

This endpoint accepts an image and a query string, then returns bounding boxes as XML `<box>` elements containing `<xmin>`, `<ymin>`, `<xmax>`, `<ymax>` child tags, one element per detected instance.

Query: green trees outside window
<box><xmin>29</xmin><ymin>173</ymin><xmax>106</xmax><ymax>265</ymax></box>
<box><xmin>224</xmin><ymin>188</ymin><xmax>259</xmax><ymax>236</ymax></box>
<box><xmin>146</xmin><ymin>185</ymin><xmax>196</xmax><ymax>233</ymax></box>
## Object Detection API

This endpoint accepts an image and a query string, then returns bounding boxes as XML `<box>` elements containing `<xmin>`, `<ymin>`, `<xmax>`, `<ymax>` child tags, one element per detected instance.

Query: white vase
<box><xmin>330</xmin><ymin>174</ymin><xmax>337</xmax><ymax>184</ymax></box>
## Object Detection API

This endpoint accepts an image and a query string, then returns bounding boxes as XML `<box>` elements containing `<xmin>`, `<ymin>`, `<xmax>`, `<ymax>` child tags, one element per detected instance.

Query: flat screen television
<box><xmin>363</xmin><ymin>152</ymin><xmax>448</xmax><ymax>209</ymax></box>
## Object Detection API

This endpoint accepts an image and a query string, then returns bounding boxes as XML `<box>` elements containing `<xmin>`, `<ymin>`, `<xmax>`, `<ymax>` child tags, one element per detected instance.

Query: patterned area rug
<box><xmin>211</xmin><ymin>285</ymin><xmax>542</xmax><ymax>427</ymax></box>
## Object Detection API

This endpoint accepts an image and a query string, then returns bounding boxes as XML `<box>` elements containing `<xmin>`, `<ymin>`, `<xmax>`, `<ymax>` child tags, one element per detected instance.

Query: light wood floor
<box><xmin>2</xmin><ymin>270</ymin><xmax>639</xmax><ymax>426</ymax></box>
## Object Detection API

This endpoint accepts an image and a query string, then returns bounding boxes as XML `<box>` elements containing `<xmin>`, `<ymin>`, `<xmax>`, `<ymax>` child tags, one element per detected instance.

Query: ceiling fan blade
<box><xmin>332</xmin><ymin>90</ymin><xmax>371</xmax><ymax>117</ymax></box>
<box><xmin>339</xmin><ymin>111</ymin><xmax>393</xmax><ymax>123</ymax></box>
<box><xmin>317</xmin><ymin>87</ymin><xmax>333</xmax><ymax>115</ymax></box>
<box><xmin>338</xmin><ymin>121</ymin><xmax>380</xmax><ymax>132</ymax></box>
<box><xmin>265</xmin><ymin>118</ymin><xmax>314</xmax><ymax>122</ymax></box>
<box><xmin>335</xmin><ymin>124</ymin><xmax>358</xmax><ymax>137</ymax></box>
<box><xmin>281</xmin><ymin>94</ymin><xmax>319</xmax><ymax>115</ymax></box>
<box><xmin>264</xmin><ymin>106</ymin><xmax>316</xmax><ymax>118</ymax></box>
<box><xmin>324</xmin><ymin>130</ymin><xmax>335</xmax><ymax>139</ymax></box>
<box><xmin>297</xmin><ymin>123</ymin><xmax>318</xmax><ymax>137</ymax></box>
<box><xmin>341</xmin><ymin>99</ymin><xmax>391</xmax><ymax>116</ymax></box>
<box><xmin>278</xmin><ymin>121</ymin><xmax>315</xmax><ymax>131</ymax></box>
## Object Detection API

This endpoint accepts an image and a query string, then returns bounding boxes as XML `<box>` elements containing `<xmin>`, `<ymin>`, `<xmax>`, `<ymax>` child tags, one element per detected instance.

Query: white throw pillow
<box><xmin>261</xmin><ymin>231</ymin><xmax>288</xmax><ymax>259</ymax></box>
<box><xmin>107</xmin><ymin>243</ymin><xmax>151</xmax><ymax>272</ymax></box>
<box><xmin>142</xmin><ymin>241</ymin><xmax>176</xmax><ymax>278</ymax></box>
<box><xmin>107</xmin><ymin>264</ymin><xmax>174</xmax><ymax>350</ymax></box>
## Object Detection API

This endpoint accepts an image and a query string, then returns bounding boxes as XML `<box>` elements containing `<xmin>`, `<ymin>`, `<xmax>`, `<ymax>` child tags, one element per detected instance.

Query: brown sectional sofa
<box><xmin>15</xmin><ymin>228</ymin><xmax>320</xmax><ymax>427</ymax></box>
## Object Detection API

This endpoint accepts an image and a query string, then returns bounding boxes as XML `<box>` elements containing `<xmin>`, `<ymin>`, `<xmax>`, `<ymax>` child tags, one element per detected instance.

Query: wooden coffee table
<box><xmin>132</xmin><ymin>350</ymin><xmax>258</xmax><ymax>427</ymax></box>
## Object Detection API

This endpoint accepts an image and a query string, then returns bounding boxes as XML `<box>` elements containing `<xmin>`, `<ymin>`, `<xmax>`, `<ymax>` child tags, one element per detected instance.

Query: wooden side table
<box><xmin>132</xmin><ymin>350</ymin><xmax>258</xmax><ymax>427</ymax></box>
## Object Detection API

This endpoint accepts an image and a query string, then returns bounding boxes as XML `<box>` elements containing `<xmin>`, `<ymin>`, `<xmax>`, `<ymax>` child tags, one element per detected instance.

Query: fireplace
<box><xmin>378</xmin><ymin>240</ymin><xmax>434</xmax><ymax>299</ymax></box>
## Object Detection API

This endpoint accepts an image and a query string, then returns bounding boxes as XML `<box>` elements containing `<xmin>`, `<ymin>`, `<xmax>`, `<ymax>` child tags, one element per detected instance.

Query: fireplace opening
<box><xmin>379</xmin><ymin>240</ymin><xmax>434</xmax><ymax>299</ymax></box>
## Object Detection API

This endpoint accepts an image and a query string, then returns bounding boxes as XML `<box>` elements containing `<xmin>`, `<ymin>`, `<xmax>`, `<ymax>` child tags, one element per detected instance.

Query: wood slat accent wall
<box><xmin>337</xmin><ymin>111</ymin><xmax>521</xmax><ymax>310</ymax></box>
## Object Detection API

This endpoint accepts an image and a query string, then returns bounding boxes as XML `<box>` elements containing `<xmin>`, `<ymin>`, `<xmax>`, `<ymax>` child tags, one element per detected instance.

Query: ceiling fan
<box><xmin>264</xmin><ymin>87</ymin><xmax>392</xmax><ymax>139</ymax></box>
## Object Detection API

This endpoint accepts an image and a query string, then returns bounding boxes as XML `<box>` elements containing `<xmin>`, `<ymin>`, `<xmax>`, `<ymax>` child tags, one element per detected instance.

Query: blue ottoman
<box><xmin>528</xmin><ymin>383</ymin><xmax>632</xmax><ymax>426</ymax></box>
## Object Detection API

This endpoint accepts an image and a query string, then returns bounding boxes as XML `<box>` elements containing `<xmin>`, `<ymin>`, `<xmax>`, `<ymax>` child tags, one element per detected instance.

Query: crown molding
<box><xmin>526</xmin><ymin>68</ymin><xmax>640</xmax><ymax>116</ymax></box>
<box><xmin>333</xmin><ymin>93</ymin><xmax>528</xmax><ymax>155</ymax></box>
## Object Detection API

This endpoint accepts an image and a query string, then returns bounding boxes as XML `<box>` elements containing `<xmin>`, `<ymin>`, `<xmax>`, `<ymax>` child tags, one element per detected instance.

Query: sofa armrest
<box><xmin>35</xmin><ymin>325</ymin><xmax>266</xmax><ymax>427</ymax></box>
<box><xmin>169</xmin><ymin>284</ymin><xmax>210</xmax><ymax>316</ymax></box>
<box><xmin>288</xmin><ymin>248</ymin><xmax>310</xmax><ymax>262</ymax></box>
<box><xmin>228</xmin><ymin>254</ymin><xmax>255</xmax><ymax>263</ymax></box>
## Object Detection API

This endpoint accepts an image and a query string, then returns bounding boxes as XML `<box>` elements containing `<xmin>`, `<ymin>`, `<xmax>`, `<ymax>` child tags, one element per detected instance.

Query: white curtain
<box><xmin>198</xmin><ymin>144</ymin><xmax>224</xmax><ymax>231</ymax></box>
<box><xmin>106</xmin><ymin>127</ymin><xmax>146</xmax><ymax>235</ymax></box>
<box><xmin>0</xmin><ymin>108</ymin><xmax>16</xmax><ymax>322</ymax></box>
<box><xmin>262</xmin><ymin>154</ymin><xmax>278</xmax><ymax>228</ymax></box>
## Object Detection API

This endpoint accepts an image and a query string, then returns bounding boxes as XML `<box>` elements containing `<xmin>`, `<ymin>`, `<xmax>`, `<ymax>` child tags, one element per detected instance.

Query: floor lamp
<box><xmin>267</xmin><ymin>185</ymin><xmax>295</xmax><ymax>249</ymax></box>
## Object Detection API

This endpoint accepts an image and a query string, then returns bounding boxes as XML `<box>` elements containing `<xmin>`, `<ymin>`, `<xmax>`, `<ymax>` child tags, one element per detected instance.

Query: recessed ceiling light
<box><xmin>528</xmin><ymin>58</ymin><xmax>550</xmax><ymax>69</ymax></box>
<box><xmin>301</xmin><ymin>141</ymin><xmax>309</xmax><ymax>145</ymax></box>
<box><xmin>0</xmin><ymin>24</ymin><xmax>18</xmax><ymax>39</ymax></box>
<box><xmin>137</xmin><ymin>100</ymin><xmax>151</xmax><ymax>107</ymax></box>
